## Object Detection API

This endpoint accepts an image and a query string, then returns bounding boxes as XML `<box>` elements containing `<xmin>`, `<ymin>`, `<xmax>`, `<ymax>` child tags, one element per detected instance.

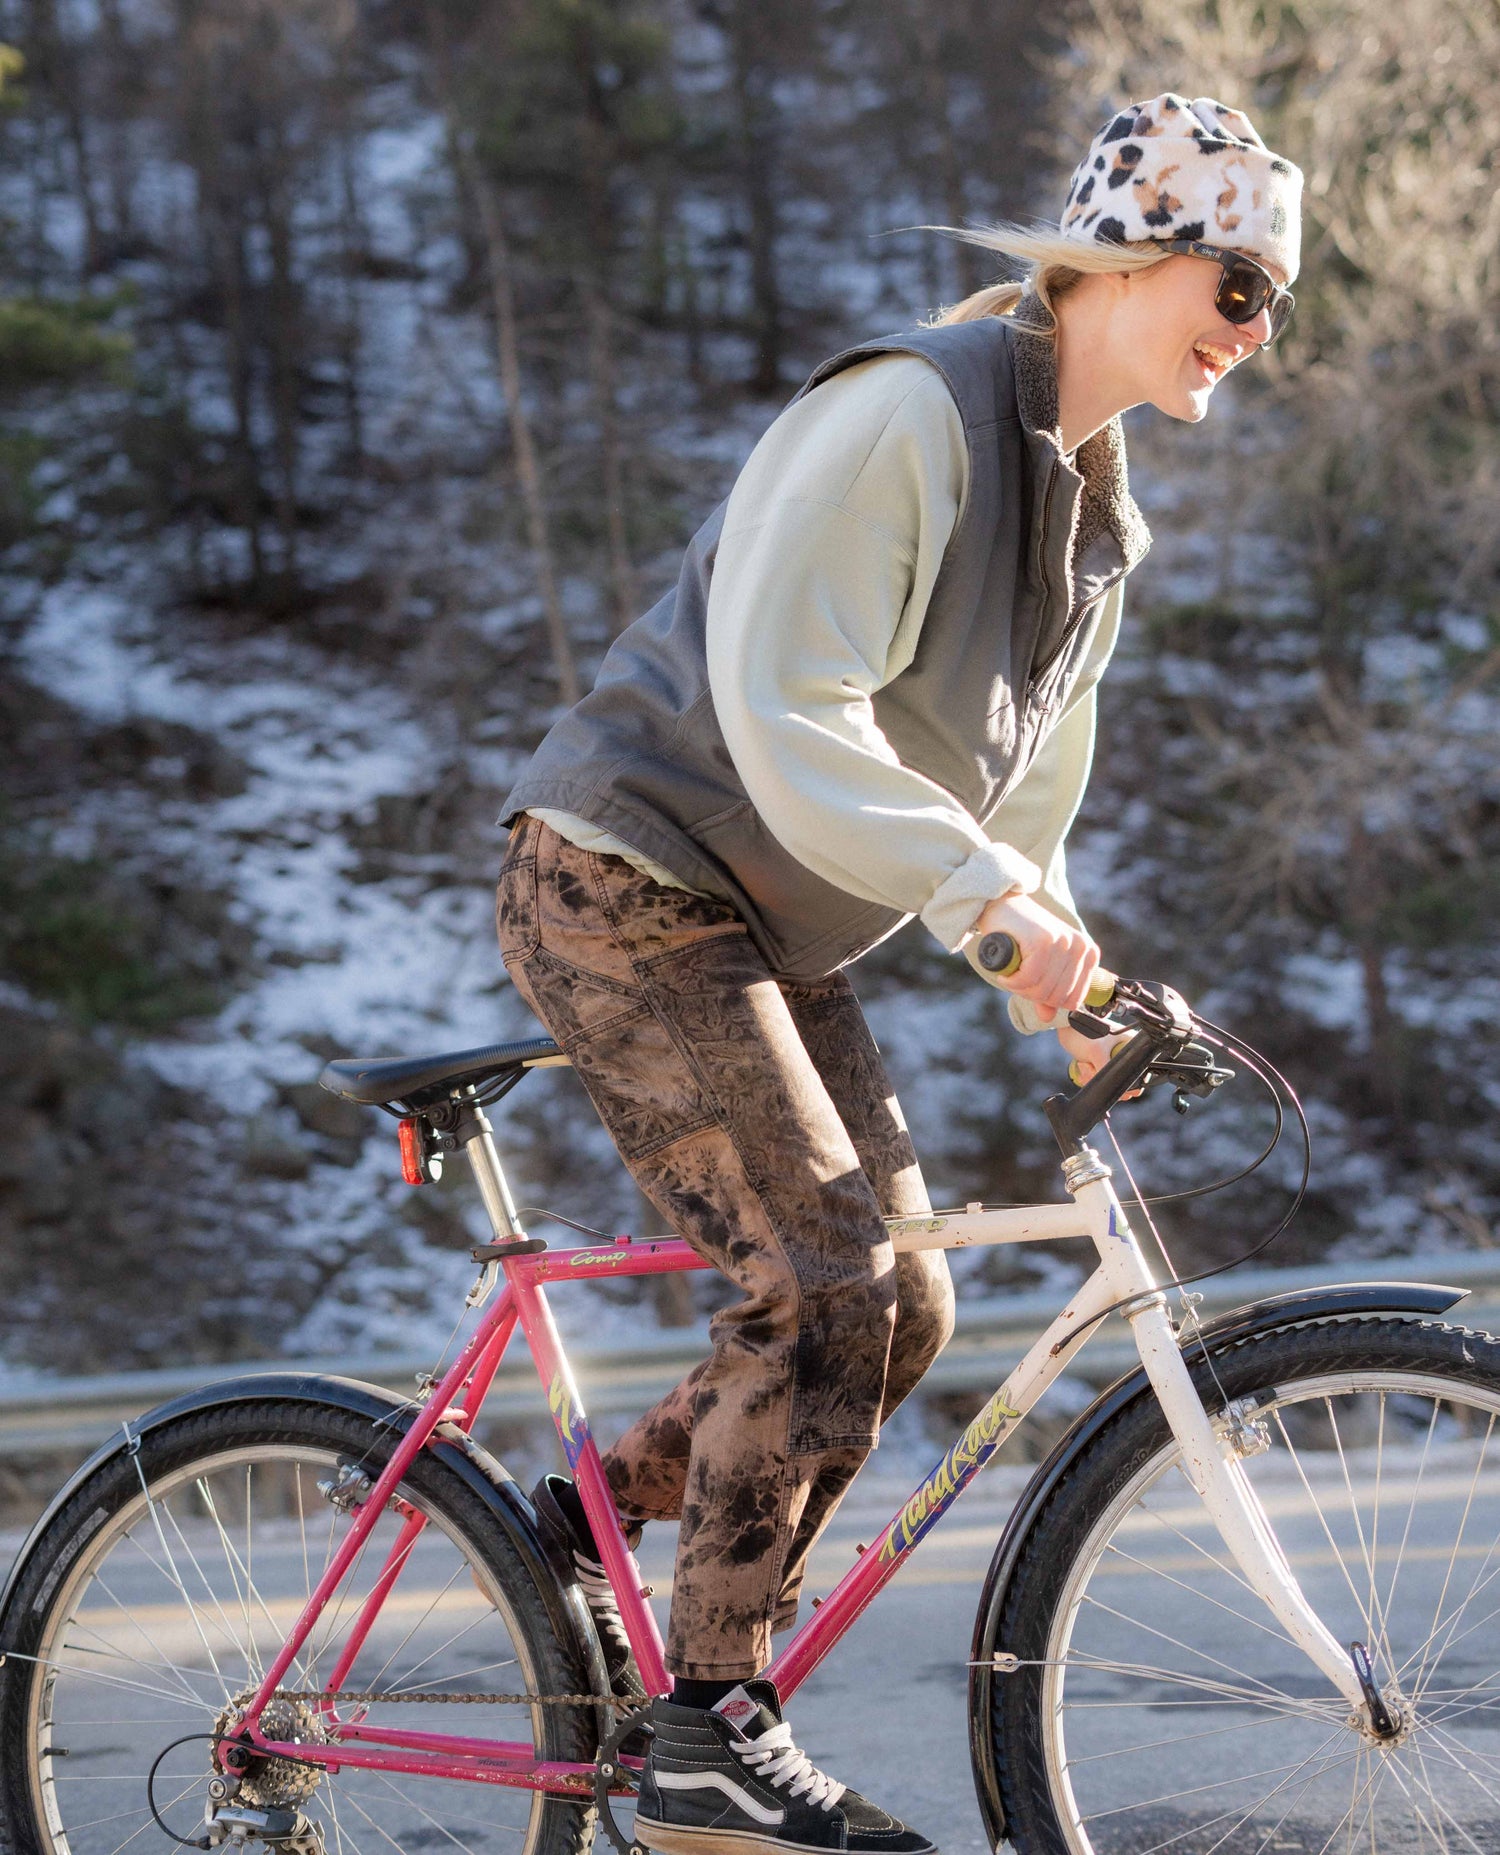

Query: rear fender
<box><xmin>0</xmin><ymin>1371</ymin><xmax>611</xmax><ymax>1713</ymax></box>
<box><xmin>967</xmin><ymin>1280</ymin><xmax>1469</xmax><ymax>1848</ymax></box>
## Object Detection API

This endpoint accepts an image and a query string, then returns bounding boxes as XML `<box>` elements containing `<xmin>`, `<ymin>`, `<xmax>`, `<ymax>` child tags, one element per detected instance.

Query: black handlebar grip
<box><xmin>976</xmin><ymin>931</ymin><xmax>1022</xmax><ymax>977</ymax></box>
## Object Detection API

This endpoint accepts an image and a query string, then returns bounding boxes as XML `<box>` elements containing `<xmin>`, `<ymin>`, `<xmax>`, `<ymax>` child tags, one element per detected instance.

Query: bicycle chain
<box><xmin>269</xmin><ymin>1688</ymin><xmax>633</xmax><ymax>1709</ymax></box>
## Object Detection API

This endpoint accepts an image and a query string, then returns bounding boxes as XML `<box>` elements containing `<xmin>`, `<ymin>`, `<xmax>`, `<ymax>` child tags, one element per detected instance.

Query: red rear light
<box><xmin>398</xmin><ymin>1117</ymin><xmax>426</xmax><ymax>1185</ymax></box>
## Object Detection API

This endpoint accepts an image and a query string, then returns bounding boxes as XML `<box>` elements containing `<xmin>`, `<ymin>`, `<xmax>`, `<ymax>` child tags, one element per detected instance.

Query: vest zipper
<box><xmin>1027</xmin><ymin>460</ymin><xmax>1066</xmax><ymax>702</ymax></box>
<box><xmin>1027</xmin><ymin>560</ymin><xmax>1131</xmax><ymax>701</ymax></box>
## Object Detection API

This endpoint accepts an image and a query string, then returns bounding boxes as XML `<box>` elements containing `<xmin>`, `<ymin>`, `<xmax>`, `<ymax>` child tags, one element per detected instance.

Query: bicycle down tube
<box><xmin>235</xmin><ymin>1137</ymin><xmax>1369</xmax><ymax>1797</ymax></box>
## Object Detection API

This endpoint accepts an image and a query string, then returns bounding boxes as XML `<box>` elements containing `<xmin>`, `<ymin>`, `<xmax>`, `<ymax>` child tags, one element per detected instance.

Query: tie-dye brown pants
<box><xmin>495</xmin><ymin>816</ymin><xmax>954</xmax><ymax>1678</ymax></box>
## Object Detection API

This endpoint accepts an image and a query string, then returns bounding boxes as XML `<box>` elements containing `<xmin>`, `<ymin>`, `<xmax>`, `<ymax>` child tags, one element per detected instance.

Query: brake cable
<box><xmin>1045</xmin><ymin>1013</ymin><xmax>1313</xmax><ymax>1346</ymax></box>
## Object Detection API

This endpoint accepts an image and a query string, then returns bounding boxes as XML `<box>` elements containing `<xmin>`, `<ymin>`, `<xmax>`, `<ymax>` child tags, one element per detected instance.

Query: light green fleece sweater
<box><xmin>531</xmin><ymin>351</ymin><xmax>1121</xmax><ymax>1032</ymax></box>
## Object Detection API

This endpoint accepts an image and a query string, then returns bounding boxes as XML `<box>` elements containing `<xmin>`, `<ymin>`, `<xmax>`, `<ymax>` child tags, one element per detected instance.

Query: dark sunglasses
<box><xmin>1162</xmin><ymin>238</ymin><xmax>1295</xmax><ymax>343</ymax></box>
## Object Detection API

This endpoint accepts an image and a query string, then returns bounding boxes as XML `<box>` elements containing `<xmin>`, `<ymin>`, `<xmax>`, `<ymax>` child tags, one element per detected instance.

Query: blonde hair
<box><xmin>920</xmin><ymin>222</ymin><xmax>1173</xmax><ymax>330</ymax></box>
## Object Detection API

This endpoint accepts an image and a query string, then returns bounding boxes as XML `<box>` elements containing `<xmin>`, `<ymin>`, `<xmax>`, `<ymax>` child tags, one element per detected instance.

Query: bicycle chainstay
<box><xmin>267</xmin><ymin>1688</ymin><xmax>634</xmax><ymax>1709</ymax></box>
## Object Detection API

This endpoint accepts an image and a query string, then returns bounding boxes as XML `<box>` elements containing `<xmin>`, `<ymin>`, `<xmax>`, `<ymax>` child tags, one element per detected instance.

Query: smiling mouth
<box><xmin>1192</xmin><ymin>340</ymin><xmax>1237</xmax><ymax>384</ymax></box>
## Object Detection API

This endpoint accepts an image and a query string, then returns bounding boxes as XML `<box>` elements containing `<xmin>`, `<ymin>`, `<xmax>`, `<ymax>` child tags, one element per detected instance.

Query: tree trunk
<box><xmin>96</xmin><ymin>0</ymin><xmax>137</xmax><ymax>253</ymax></box>
<box><xmin>726</xmin><ymin>3</ymin><xmax>783</xmax><ymax>395</ymax></box>
<box><xmin>260</xmin><ymin>110</ymin><xmax>302</xmax><ymax>593</ymax></box>
<box><xmin>574</xmin><ymin>73</ymin><xmax>637</xmax><ymax>636</ymax></box>
<box><xmin>584</xmin><ymin>289</ymin><xmax>639</xmax><ymax>634</ymax></box>
<box><xmin>425</xmin><ymin>0</ymin><xmax>580</xmax><ymax>707</ymax></box>
<box><xmin>1346</xmin><ymin>812</ymin><xmax>1401</xmax><ymax>1117</ymax></box>
<box><xmin>331</xmin><ymin>51</ymin><xmax>366</xmax><ymax>471</ymax></box>
<box><xmin>28</xmin><ymin>0</ymin><xmax>105</xmax><ymax>273</ymax></box>
<box><xmin>908</xmin><ymin>1</ymin><xmax>980</xmax><ymax>299</ymax></box>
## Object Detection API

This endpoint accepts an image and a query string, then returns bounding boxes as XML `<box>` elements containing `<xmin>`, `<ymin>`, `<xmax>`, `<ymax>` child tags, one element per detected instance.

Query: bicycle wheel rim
<box><xmin>22</xmin><ymin>1440</ymin><xmax>556</xmax><ymax>1855</ymax></box>
<box><xmin>1039</xmin><ymin>1367</ymin><xmax>1500</xmax><ymax>1855</ymax></box>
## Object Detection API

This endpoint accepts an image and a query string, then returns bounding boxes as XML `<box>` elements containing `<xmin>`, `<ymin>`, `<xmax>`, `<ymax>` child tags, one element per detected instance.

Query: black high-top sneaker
<box><xmin>635</xmin><ymin>1679</ymin><xmax>938</xmax><ymax>1855</ymax></box>
<box><xmin>530</xmin><ymin>1473</ymin><xmax>647</xmax><ymax>1706</ymax></box>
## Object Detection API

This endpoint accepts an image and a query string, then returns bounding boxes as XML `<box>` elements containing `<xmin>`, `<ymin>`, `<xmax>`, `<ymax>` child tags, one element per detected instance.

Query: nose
<box><xmin>1236</xmin><ymin>303</ymin><xmax>1275</xmax><ymax>348</ymax></box>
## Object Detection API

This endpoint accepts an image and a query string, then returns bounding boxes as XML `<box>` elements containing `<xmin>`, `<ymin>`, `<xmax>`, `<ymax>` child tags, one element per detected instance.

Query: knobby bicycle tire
<box><xmin>0</xmin><ymin>1398</ymin><xmax>597</xmax><ymax>1855</ymax></box>
<box><xmin>987</xmin><ymin>1315</ymin><xmax>1500</xmax><ymax>1855</ymax></box>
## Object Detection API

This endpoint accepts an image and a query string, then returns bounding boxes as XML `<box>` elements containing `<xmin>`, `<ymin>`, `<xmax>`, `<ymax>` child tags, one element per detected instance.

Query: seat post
<box><xmin>454</xmin><ymin>1095</ymin><xmax>525</xmax><ymax>1240</ymax></box>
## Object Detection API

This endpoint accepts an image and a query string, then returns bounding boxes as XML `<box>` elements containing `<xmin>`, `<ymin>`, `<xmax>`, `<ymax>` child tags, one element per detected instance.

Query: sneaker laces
<box><xmin>733</xmin><ymin>1719</ymin><xmax>847</xmax><ymax>1812</ymax></box>
<box><xmin>573</xmin><ymin>1549</ymin><xmax>631</xmax><ymax>1653</ymax></box>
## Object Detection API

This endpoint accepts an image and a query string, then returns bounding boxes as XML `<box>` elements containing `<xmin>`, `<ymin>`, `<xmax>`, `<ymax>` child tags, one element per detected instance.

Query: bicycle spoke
<box><xmin>1423</xmin><ymin>1720</ymin><xmax>1500</xmax><ymax>1811</ymax></box>
<box><xmin>1405</xmin><ymin>1411</ymin><xmax>1500</xmax><ymax>1696</ymax></box>
<box><xmin>385</xmin><ymin>1650</ymin><xmax>528</xmax><ymax>1696</ymax></box>
<box><xmin>1132</xmin><ymin>1495</ymin><xmax>1267</xmax><ymax>1606</ymax></box>
<box><xmin>43</xmin><ymin>1644</ymin><xmax>215</xmax><ymax>1708</ymax></box>
<box><xmin>1061</xmin><ymin>1711</ymin><xmax>1315</xmax><ymax>1767</ymax></box>
<box><xmin>357</xmin><ymin>1556</ymin><xmax>467</xmax><ymax>1694</ymax></box>
<box><xmin>302</xmin><ymin>1516</ymin><xmax>383</xmax><ymax>1686</ymax></box>
<box><xmin>1080</xmin><ymin>1729</ymin><xmax>1354</xmax><ymax>1834</ymax></box>
<box><xmin>122</xmin><ymin>1468</ymin><xmax>231</xmax><ymax>1699</ymax></box>
<box><xmin>1268</xmin><ymin>1404</ymin><xmax>1385</xmax><ymax>1650</ymax></box>
<box><xmin>1326</xmin><ymin>1745</ymin><xmax>1382</xmax><ymax>1855</ymax></box>
<box><xmin>1076</xmin><ymin>1593</ymin><xmax>1322</xmax><ymax>1709</ymax></box>
<box><xmin>56</xmin><ymin>1612</ymin><xmax>209</xmax><ymax>1709</ymax></box>
<box><xmin>1099</xmin><ymin>1535</ymin><xmax>1302</xmax><ymax>1652</ymax></box>
<box><xmin>367</xmin><ymin>1767</ymin><xmax>534</xmax><ymax>1847</ymax></box>
<box><xmin>85</xmin><ymin>1570</ymin><xmax>212</xmax><ymax>1705</ymax></box>
<box><xmin>336</xmin><ymin>1782</ymin><xmax>438</xmax><ymax>1855</ymax></box>
<box><xmin>194</xmin><ymin>1469</ymin><xmax>297</xmax><ymax>1681</ymax></box>
<box><xmin>1323</xmin><ymin>1395</ymin><xmax>1396</xmax><ymax>1675</ymax></box>
<box><xmin>1381</xmin><ymin>1741</ymin><xmax>1486</xmax><ymax>1854</ymax></box>
<box><xmin>154</xmin><ymin>1492</ymin><xmax>256</xmax><ymax>1684</ymax></box>
<box><xmin>1055</xmin><ymin>1652</ymin><xmax>1342</xmax><ymax>1723</ymax></box>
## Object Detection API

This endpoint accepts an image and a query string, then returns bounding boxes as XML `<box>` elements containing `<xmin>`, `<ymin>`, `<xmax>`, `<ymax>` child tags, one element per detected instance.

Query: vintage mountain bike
<box><xmin>3</xmin><ymin>941</ymin><xmax>1499</xmax><ymax>1855</ymax></box>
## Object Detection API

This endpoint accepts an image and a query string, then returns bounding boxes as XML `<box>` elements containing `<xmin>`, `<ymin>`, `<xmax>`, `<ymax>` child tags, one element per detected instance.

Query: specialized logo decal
<box><xmin>547</xmin><ymin>1370</ymin><xmax>587</xmax><ymax>1465</ymax></box>
<box><xmin>879</xmin><ymin>1387</ymin><xmax>1023</xmax><ymax>1561</ymax></box>
<box><xmin>885</xmin><ymin>1215</ymin><xmax>948</xmax><ymax>1237</ymax></box>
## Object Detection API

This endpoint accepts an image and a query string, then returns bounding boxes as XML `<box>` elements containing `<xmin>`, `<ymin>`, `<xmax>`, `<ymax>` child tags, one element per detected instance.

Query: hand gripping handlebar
<box><xmin>974</xmin><ymin>930</ymin><xmax>1118</xmax><ymax>1012</ymax></box>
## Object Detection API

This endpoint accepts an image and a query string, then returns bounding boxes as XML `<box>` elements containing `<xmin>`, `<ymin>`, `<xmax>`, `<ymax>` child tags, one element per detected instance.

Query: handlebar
<box><xmin>974</xmin><ymin>929</ymin><xmax>1118</xmax><ymax>1012</ymax></box>
<box><xmin>974</xmin><ymin>930</ymin><xmax>1233</xmax><ymax>1155</ymax></box>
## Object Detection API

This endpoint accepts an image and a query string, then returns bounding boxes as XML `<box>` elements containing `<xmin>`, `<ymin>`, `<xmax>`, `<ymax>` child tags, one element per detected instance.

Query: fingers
<box><xmin>1013</xmin><ymin>934</ymin><xmax>1099</xmax><ymax>1016</ymax></box>
<box><xmin>1057</xmin><ymin>1021</ymin><xmax>1135</xmax><ymax>1092</ymax></box>
<box><xmin>973</xmin><ymin>893</ymin><xmax>1098</xmax><ymax>1012</ymax></box>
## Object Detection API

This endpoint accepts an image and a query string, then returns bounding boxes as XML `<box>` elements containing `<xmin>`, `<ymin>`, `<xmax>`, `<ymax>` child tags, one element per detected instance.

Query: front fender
<box><xmin>967</xmin><ymin>1279</ymin><xmax>1469</xmax><ymax>1849</ymax></box>
<box><xmin>0</xmin><ymin>1371</ymin><xmax>611</xmax><ymax>1713</ymax></box>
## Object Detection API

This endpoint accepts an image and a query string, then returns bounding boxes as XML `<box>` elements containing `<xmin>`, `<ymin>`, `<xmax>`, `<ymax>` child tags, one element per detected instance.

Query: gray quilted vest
<box><xmin>501</xmin><ymin>312</ymin><xmax>1149</xmax><ymax>980</ymax></box>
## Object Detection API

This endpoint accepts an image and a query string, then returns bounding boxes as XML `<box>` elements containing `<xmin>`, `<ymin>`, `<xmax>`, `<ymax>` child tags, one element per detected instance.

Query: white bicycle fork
<box><xmin>1068</xmin><ymin>1152</ymin><xmax>1372</xmax><ymax>1717</ymax></box>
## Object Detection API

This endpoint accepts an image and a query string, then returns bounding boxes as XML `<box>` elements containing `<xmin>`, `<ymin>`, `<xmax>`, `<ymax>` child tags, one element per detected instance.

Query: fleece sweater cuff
<box><xmin>920</xmin><ymin>841</ymin><xmax>1042</xmax><ymax>955</ymax></box>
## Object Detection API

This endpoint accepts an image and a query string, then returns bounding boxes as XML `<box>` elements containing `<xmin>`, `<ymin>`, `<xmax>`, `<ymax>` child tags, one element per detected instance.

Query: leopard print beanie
<box><xmin>1060</xmin><ymin>94</ymin><xmax>1302</xmax><ymax>283</ymax></box>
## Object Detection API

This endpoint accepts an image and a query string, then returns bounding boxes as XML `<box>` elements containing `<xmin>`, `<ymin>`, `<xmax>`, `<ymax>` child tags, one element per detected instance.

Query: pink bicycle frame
<box><xmin>227</xmin><ymin>1222</ymin><xmax>1109</xmax><ymax>1799</ymax></box>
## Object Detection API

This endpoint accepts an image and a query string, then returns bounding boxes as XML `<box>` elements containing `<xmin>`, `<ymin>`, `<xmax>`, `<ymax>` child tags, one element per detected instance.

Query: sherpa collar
<box><xmin>1007</xmin><ymin>292</ymin><xmax>1152</xmax><ymax>584</ymax></box>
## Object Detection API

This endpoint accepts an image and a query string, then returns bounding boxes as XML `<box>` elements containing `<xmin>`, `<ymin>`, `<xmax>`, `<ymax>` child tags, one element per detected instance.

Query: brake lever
<box><xmin>1137</xmin><ymin>1039</ymin><xmax>1236</xmax><ymax>1113</ymax></box>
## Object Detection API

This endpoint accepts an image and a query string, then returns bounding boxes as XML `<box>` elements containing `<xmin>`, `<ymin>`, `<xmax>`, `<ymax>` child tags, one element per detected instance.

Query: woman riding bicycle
<box><xmin>497</xmin><ymin>92</ymin><xmax>1302</xmax><ymax>1855</ymax></box>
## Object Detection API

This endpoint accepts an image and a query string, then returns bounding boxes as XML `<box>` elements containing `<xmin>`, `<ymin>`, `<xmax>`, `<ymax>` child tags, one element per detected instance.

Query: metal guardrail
<box><xmin>1</xmin><ymin>1252</ymin><xmax>1496</xmax><ymax>1461</ymax></box>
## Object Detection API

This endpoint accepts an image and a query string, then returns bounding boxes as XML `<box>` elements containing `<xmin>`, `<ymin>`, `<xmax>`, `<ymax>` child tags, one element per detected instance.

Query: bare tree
<box><xmin>424</xmin><ymin>0</ymin><xmax>581</xmax><ymax>705</ymax></box>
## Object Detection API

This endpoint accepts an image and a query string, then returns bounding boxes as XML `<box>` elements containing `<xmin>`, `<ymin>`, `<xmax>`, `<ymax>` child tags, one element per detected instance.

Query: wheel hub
<box><xmin>1347</xmin><ymin>1643</ymin><xmax>1411</xmax><ymax>1745</ymax></box>
<box><xmin>213</xmin><ymin>1692</ymin><xmax>329</xmax><ymax>1808</ymax></box>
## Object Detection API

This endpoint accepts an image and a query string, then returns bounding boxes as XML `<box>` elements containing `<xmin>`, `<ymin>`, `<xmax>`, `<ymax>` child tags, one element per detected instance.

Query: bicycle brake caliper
<box><xmin>315</xmin><ymin>1461</ymin><xmax>373</xmax><ymax>1513</ymax></box>
<box><xmin>1215</xmin><ymin>1397</ymin><xmax>1272</xmax><ymax>1460</ymax></box>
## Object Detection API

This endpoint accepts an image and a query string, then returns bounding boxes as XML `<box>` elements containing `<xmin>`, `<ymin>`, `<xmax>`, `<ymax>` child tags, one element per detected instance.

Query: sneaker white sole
<box><xmin>633</xmin><ymin>1816</ymin><xmax>938</xmax><ymax>1855</ymax></box>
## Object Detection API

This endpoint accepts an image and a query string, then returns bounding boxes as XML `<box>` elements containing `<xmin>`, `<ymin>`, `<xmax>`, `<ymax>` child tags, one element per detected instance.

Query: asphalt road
<box><xmin>8</xmin><ymin>1449</ymin><xmax>1500</xmax><ymax>1855</ymax></box>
